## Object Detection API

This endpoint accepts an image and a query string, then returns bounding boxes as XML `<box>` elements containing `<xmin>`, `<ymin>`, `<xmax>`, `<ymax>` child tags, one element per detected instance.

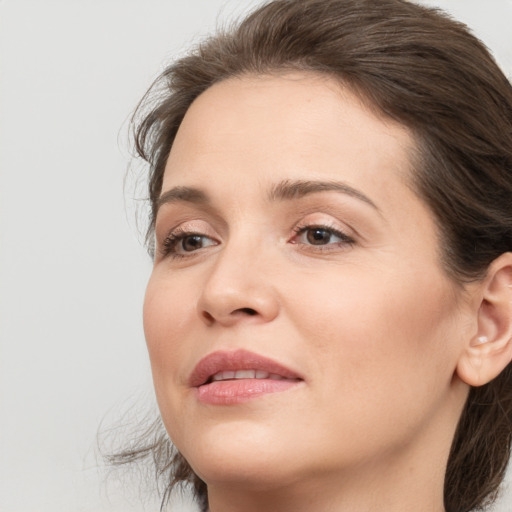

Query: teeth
<box><xmin>211</xmin><ymin>369</ymin><xmax>277</xmax><ymax>382</ymax></box>
<box><xmin>235</xmin><ymin>370</ymin><xmax>255</xmax><ymax>379</ymax></box>
<box><xmin>213</xmin><ymin>371</ymin><xmax>235</xmax><ymax>381</ymax></box>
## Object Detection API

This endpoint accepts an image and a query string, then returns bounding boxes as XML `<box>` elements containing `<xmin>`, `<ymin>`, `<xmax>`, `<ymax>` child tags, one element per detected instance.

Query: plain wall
<box><xmin>1</xmin><ymin>1</ymin><xmax>511</xmax><ymax>511</ymax></box>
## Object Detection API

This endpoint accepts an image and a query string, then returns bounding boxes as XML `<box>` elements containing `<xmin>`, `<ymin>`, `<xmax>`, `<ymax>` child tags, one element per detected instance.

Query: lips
<box><xmin>189</xmin><ymin>349</ymin><xmax>303</xmax><ymax>405</ymax></box>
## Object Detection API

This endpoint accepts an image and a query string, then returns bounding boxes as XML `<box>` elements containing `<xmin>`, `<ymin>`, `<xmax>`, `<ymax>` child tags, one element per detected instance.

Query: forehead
<box><xmin>163</xmin><ymin>72</ymin><xmax>416</xmax><ymax>196</ymax></box>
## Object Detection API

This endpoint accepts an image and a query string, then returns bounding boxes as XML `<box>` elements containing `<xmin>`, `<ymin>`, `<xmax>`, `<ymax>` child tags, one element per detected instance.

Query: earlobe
<box><xmin>474</xmin><ymin>335</ymin><xmax>489</xmax><ymax>345</ymax></box>
<box><xmin>456</xmin><ymin>253</ymin><xmax>512</xmax><ymax>387</ymax></box>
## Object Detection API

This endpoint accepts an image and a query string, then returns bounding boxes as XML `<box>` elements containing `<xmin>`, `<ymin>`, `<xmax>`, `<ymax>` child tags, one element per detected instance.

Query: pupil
<box><xmin>182</xmin><ymin>235</ymin><xmax>203</xmax><ymax>251</ymax></box>
<box><xmin>307</xmin><ymin>228</ymin><xmax>330</xmax><ymax>245</ymax></box>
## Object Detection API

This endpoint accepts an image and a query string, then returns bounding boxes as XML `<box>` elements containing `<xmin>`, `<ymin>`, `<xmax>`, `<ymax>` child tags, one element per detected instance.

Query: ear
<box><xmin>456</xmin><ymin>253</ymin><xmax>512</xmax><ymax>387</ymax></box>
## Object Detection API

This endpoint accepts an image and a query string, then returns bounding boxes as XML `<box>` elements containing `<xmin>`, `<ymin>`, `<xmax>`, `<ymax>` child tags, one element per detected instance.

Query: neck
<box><xmin>207</xmin><ymin>457</ymin><xmax>447</xmax><ymax>512</ymax></box>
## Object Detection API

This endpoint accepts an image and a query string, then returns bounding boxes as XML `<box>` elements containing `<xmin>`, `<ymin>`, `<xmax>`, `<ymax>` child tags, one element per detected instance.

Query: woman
<box><xmin>114</xmin><ymin>1</ymin><xmax>512</xmax><ymax>510</ymax></box>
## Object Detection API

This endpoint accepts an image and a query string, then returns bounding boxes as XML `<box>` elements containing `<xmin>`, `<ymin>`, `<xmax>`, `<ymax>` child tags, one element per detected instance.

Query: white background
<box><xmin>1</xmin><ymin>1</ymin><xmax>511</xmax><ymax>511</ymax></box>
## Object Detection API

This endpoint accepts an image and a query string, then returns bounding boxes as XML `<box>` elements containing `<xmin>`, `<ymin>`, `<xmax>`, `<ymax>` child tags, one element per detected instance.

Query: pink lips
<box><xmin>189</xmin><ymin>349</ymin><xmax>303</xmax><ymax>405</ymax></box>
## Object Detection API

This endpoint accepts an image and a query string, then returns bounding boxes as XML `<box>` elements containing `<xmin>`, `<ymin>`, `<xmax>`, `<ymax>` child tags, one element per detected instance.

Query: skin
<box><xmin>143</xmin><ymin>72</ymin><xmax>485</xmax><ymax>512</ymax></box>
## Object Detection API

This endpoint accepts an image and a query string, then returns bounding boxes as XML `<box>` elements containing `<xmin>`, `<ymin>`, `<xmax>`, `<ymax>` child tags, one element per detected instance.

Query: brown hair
<box><xmin>112</xmin><ymin>1</ymin><xmax>512</xmax><ymax>511</ymax></box>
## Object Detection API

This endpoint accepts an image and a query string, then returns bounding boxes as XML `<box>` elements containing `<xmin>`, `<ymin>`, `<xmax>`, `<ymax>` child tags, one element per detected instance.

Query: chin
<box><xmin>191</xmin><ymin>457</ymin><xmax>306</xmax><ymax>493</ymax></box>
<box><xmin>176</xmin><ymin>420</ymin><xmax>305</xmax><ymax>489</ymax></box>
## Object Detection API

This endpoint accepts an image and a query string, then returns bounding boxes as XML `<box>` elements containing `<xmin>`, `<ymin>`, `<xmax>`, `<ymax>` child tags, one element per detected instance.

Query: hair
<box><xmin>110</xmin><ymin>1</ymin><xmax>512</xmax><ymax>511</ymax></box>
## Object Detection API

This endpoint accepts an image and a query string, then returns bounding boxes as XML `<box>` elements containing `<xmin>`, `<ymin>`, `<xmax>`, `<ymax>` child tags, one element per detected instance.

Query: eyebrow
<box><xmin>156</xmin><ymin>179</ymin><xmax>379</xmax><ymax>212</ymax></box>
<box><xmin>156</xmin><ymin>186</ymin><xmax>210</xmax><ymax>211</ymax></box>
<box><xmin>269</xmin><ymin>179</ymin><xmax>380</xmax><ymax>211</ymax></box>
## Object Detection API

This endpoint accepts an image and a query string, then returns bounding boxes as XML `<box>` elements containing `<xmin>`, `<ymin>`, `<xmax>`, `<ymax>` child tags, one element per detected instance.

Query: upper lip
<box><xmin>189</xmin><ymin>349</ymin><xmax>303</xmax><ymax>387</ymax></box>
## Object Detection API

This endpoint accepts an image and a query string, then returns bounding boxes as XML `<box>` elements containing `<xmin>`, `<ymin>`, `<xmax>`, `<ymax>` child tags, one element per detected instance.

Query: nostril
<box><xmin>202</xmin><ymin>311</ymin><xmax>215</xmax><ymax>323</ymax></box>
<box><xmin>200</xmin><ymin>307</ymin><xmax>258</xmax><ymax>325</ymax></box>
<box><xmin>237</xmin><ymin>307</ymin><xmax>257</xmax><ymax>316</ymax></box>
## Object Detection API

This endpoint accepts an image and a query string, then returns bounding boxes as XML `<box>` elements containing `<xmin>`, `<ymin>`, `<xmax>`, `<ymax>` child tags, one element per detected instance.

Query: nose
<box><xmin>197</xmin><ymin>240</ymin><xmax>280</xmax><ymax>327</ymax></box>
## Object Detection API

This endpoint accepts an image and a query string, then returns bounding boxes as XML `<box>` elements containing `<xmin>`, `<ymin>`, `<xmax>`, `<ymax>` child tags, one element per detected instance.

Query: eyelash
<box><xmin>291</xmin><ymin>224</ymin><xmax>355</xmax><ymax>249</ymax></box>
<box><xmin>159</xmin><ymin>223</ymin><xmax>355</xmax><ymax>260</ymax></box>
<box><xmin>161</xmin><ymin>228</ymin><xmax>217</xmax><ymax>259</ymax></box>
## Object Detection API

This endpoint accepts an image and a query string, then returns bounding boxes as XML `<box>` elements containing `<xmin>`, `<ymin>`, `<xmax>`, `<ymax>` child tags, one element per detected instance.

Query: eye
<box><xmin>291</xmin><ymin>225</ymin><xmax>354</xmax><ymax>247</ymax></box>
<box><xmin>162</xmin><ymin>231</ymin><xmax>218</xmax><ymax>258</ymax></box>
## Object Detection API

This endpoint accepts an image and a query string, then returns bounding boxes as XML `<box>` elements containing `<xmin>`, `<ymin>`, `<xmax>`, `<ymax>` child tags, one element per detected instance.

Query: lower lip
<box><xmin>196</xmin><ymin>378</ymin><xmax>300</xmax><ymax>405</ymax></box>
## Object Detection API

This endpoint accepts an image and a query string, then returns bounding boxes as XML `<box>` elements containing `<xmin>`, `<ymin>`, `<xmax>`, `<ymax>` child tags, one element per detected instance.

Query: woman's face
<box><xmin>144</xmin><ymin>73</ymin><xmax>472</xmax><ymax>491</ymax></box>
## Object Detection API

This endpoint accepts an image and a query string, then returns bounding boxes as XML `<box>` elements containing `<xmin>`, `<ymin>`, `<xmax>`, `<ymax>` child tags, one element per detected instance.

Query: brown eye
<box><xmin>181</xmin><ymin>235</ymin><xmax>206</xmax><ymax>251</ymax></box>
<box><xmin>162</xmin><ymin>232</ymin><xmax>218</xmax><ymax>258</ymax></box>
<box><xmin>306</xmin><ymin>228</ymin><xmax>334</xmax><ymax>245</ymax></box>
<box><xmin>291</xmin><ymin>225</ymin><xmax>355</xmax><ymax>249</ymax></box>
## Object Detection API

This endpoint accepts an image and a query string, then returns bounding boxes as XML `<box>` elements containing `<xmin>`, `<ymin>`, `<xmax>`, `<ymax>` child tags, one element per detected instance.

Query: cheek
<box><xmin>296</xmin><ymin>262</ymin><xmax>457</xmax><ymax>351</ymax></box>
<box><xmin>143</xmin><ymin>272</ymin><xmax>198</xmax><ymax>399</ymax></box>
<box><xmin>279</xmin><ymin>266</ymin><xmax>463</xmax><ymax>461</ymax></box>
<box><xmin>289</xmin><ymin>264</ymin><xmax>460</xmax><ymax>407</ymax></box>
<box><xmin>142</xmin><ymin>271</ymin><xmax>207</xmax><ymax>449</ymax></box>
